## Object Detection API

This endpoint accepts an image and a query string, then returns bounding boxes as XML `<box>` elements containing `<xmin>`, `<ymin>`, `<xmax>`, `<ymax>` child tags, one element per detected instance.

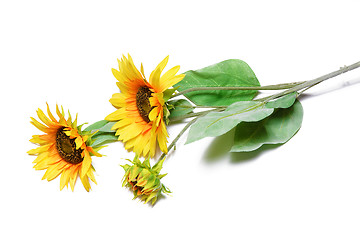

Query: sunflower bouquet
<box><xmin>28</xmin><ymin>54</ymin><xmax>360</xmax><ymax>204</ymax></box>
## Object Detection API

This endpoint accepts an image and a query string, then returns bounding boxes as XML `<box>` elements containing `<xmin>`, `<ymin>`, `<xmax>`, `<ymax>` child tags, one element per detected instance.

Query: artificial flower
<box><xmin>105</xmin><ymin>54</ymin><xmax>185</xmax><ymax>157</ymax></box>
<box><xmin>28</xmin><ymin>104</ymin><xmax>102</xmax><ymax>191</ymax></box>
<box><xmin>121</xmin><ymin>156</ymin><xmax>170</xmax><ymax>205</ymax></box>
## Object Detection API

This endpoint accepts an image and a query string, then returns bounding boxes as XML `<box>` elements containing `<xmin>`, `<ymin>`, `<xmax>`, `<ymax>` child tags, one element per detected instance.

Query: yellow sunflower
<box><xmin>28</xmin><ymin>104</ymin><xmax>102</xmax><ymax>191</ymax></box>
<box><xmin>105</xmin><ymin>54</ymin><xmax>185</xmax><ymax>157</ymax></box>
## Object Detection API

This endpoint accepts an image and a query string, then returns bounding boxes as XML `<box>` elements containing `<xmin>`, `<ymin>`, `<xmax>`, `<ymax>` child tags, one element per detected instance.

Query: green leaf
<box><xmin>83</xmin><ymin>120</ymin><xmax>109</xmax><ymax>132</ymax></box>
<box><xmin>98</xmin><ymin>121</ymin><xmax>116</xmax><ymax>132</ymax></box>
<box><xmin>175</xmin><ymin>59</ymin><xmax>260</xmax><ymax>106</ymax></box>
<box><xmin>91</xmin><ymin>132</ymin><xmax>118</xmax><ymax>148</ymax></box>
<box><xmin>231</xmin><ymin>100</ymin><xmax>303</xmax><ymax>152</ymax></box>
<box><xmin>167</xmin><ymin>99</ymin><xmax>194</xmax><ymax>120</ymax></box>
<box><xmin>265</xmin><ymin>92</ymin><xmax>298</xmax><ymax>109</ymax></box>
<box><xmin>186</xmin><ymin>101</ymin><xmax>274</xmax><ymax>144</ymax></box>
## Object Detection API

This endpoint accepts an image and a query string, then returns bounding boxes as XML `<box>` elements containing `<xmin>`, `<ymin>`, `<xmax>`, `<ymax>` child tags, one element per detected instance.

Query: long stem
<box><xmin>158</xmin><ymin>117</ymin><xmax>198</xmax><ymax>161</ymax></box>
<box><xmin>264</xmin><ymin>61</ymin><xmax>360</xmax><ymax>102</ymax></box>
<box><xmin>169</xmin><ymin>107</ymin><xmax>225</xmax><ymax>122</ymax></box>
<box><xmin>161</xmin><ymin>60</ymin><xmax>360</xmax><ymax>160</ymax></box>
<box><xmin>171</xmin><ymin>81</ymin><xmax>306</xmax><ymax>98</ymax></box>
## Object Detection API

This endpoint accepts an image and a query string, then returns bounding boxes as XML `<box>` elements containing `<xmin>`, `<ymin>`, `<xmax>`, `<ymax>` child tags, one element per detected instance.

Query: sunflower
<box><xmin>121</xmin><ymin>156</ymin><xmax>171</xmax><ymax>205</ymax></box>
<box><xmin>105</xmin><ymin>54</ymin><xmax>185</xmax><ymax>157</ymax></box>
<box><xmin>28</xmin><ymin>104</ymin><xmax>102</xmax><ymax>191</ymax></box>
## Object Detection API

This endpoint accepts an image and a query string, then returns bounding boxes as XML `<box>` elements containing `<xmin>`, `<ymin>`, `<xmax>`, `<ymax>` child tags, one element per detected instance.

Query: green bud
<box><xmin>121</xmin><ymin>156</ymin><xmax>171</xmax><ymax>205</ymax></box>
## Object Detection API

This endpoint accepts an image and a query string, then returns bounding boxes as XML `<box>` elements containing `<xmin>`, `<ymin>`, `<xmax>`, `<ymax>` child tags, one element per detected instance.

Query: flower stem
<box><xmin>162</xmin><ymin>60</ymin><xmax>360</xmax><ymax>161</ymax></box>
<box><xmin>158</xmin><ymin>117</ymin><xmax>199</xmax><ymax>161</ymax></box>
<box><xmin>263</xmin><ymin>61</ymin><xmax>360</xmax><ymax>102</ymax></box>
<box><xmin>168</xmin><ymin>108</ymin><xmax>225</xmax><ymax>122</ymax></box>
<box><xmin>171</xmin><ymin>81</ymin><xmax>306</xmax><ymax>98</ymax></box>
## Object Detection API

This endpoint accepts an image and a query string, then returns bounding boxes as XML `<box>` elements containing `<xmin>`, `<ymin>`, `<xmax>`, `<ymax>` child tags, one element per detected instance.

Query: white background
<box><xmin>1</xmin><ymin>0</ymin><xmax>360</xmax><ymax>239</ymax></box>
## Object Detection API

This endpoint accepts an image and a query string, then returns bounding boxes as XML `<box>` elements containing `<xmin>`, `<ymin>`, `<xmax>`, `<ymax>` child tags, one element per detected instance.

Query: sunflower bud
<box><xmin>121</xmin><ymin>156</ymin><xmax>170</xmax><ymax>204</ymax></box>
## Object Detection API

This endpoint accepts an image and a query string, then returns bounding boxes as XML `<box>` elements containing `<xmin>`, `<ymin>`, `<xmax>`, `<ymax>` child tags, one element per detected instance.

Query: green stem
<box><xmin>161</xmin><ymin>60</ymin><xmax>360</xmax><ymax>160</ymax></box>
<box><xmin>171</xmin><ymin>81</ymin><xmax>306</xmax><ymax>98</ymax></box>
<box><xmin>158</xmin><ymin>117</ymin><xmax>199</xmax><ymax>161</ymax></box>
<box><xmin>174</xmin><ymin>104</ymin><xmax>226</xmax><ymax>109</ymax></box>
<box><xmin>264</xmin><ymin>61</ymin><xmax>360</xmax><ymax>102</ymax></box>
<box><xmin>169</xmin><ymin>108</ymin><xmax>225</xmax><ymax>122</ymax></box>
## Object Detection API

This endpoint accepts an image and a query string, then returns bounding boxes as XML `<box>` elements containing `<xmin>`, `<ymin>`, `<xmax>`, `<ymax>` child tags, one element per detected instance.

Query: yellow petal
<box><xmin>66</xmin><ymin>110</ymin><xmax>72</xmax><ymax>126</ymax></box>
<box><xmin>133</xmin><ymin>133</ymin><xmax>149</xmax><ymax>154</ymax></box>
<box><xmin>140</xmin><ymin>63</ymin><xmax>145</xmax><ymax>78</ymax></box>
<box><xmin>27</xmin><ymin>144</ymin><xmax>51</xmax><ymax>155</ymax></box>
<box><xmin>149</xmin><ymin>67</ymin><xmax>162</xmax><ymax>92</ymax></box>
<box><xmin>105</xmin><ymin>108</ymin><xmax>127</xmax><ymax>121</ymax></box>
<box><xmin>149</xmin><ymin>56</ymin><xmax>169</xmax><ymax>89</ymax></box>
<box><xmin>46</xmin><ymin>103</ymin><xmax>57</xmax><ymax>122</ymax></box>
<box><xmin>80</xmin><ymin>174</ymin><xmax>91</xmax><ymax>192</ymax></box>
<box><xmin>109</xmin><ymin>94</ymin><xmax>126</xmax><ymax>108</ymax></box>
<box><xmin>56</xmin><ymin>105</ymin><xmax>66</xmax><ymax>125</ymax></box>
<box><xmin>71</xmin><ymin>113</ymin><xmax>78</xmax><ymax>129</ymax></box>
<box><xmin>157</xmin><ymin>131</ymin><xmax>168</xmax><ymax>154</ymax></box>
<box><xmin>33</xmin><ymin>154</ymin><xmax>50</xmax><ymax>170</ymax></box>
<box><xmin>69</xmin><ymin>166</ymin><xmax>79</xmax><ymax>191</ymax></box>
<box><xmin>149</xmin><ymin>128</ymin><xmax>157</xmax><ymax>157</ymax></box>
<box><xmin>37</xmin><ymin>108</ymin><xmax>54</xmax><ymax>127</ymax></box>
<box><xmin>30</xmin><ymin>135</ymin><xmax>47</xmax><ymax>145</ymax></box>
<box><xmin>87</xmin><ymin>167</ymin><xmax>97</xmax><ymax>184</ymax></box>
<box><xmin>158</xmin><ymin>74</ymin><xmax>185</xmax><ymax>93</ymax></box>
<box><xmin>118</xmin><ymin>123</ymin><xmax>143</xmax><ymax>142</ymax></box>
<box><xmin>32</xmin><ymin>152</ymin><xmax>48</xmax><ymax>164</ymax></box>
<box><xmin>80</xmin><ymin>151</ymin><xmax>91</xmax><ymax>178</ymax></box>
<box><xmin>75</xmin><ymin>137</ymin><xmax>84</xmax><ymax>149</ymax></box>
<box><xmin>148</xmin><ymin>107</ymin><xmax>159</xmax><ymax>122</ymax></box>
<box><xmin>111</xmin><ymin>118</ymin><xmax>132</xmax><ymax>131</ymax></box>
<box><xmin>160</xmin><ymin>65</ymin><xmax>180</xmax><ymax>83</ymax></box>
<box><xmin>60</xmin><ymin>169</ymin><xmax>71</xmax><ymax>190</ymax></box>
<box><xmin>30</xmin><ymin>117</ymin><xmax>48</xmax><ymax>132</ymax></box>
<box><xmin>127</xmin><ymin>54</ymin><xmax>143</xmax><ymax>80</ymax></box>
<box><xmin>42</xmin><ymin>164</ymin><xmax>62</xmax><ymax>181</ymax></box>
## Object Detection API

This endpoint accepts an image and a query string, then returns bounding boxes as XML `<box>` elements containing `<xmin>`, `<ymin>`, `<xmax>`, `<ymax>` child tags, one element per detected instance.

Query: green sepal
<box><xmin>158</xmin><ymin>173</ymin><xmax>168</xmax><ymax>179</ymax></box>
<box><xmin>121</xmin><ymin>156</ymin><xmax>170</xmax><ymax>205</ymax></box>
<box><xmin>76</xmin><ymin>123</ymin><xmax>88</xmax><ymax>133</ymax></box>
<box><xmin>163</xmin><ymin>87</ymin><xmax>178</xmax><ymax>102</ymax></box>
<box><xmin>163</xmin><ymin>105</ymin><xmax>171</xmax><ymax>125</ymax></box>
<box><xmin>152</xmin><ymin>158</ymin><xmax>165</xmax><ymax>174</ymax></box>
<box><xmin>142</xmin><ymin>158</ymin><xmax>151</xmax><ymax>169</ymax></box>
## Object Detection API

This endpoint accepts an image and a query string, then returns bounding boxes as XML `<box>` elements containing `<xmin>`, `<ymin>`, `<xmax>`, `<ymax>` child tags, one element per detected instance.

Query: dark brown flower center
<box><xmin>136</xmin><ymin>86</ymin><xmax>154</xmax><ymax>123</ymax></box>
<box><xmin>56</xmin><ymin>127</ymin><xmax>84</xmax><ymax>164</ymax></box>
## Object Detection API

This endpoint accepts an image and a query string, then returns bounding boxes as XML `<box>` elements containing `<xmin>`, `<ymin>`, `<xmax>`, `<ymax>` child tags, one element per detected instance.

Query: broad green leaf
<box><xmin>91</xmin><ymin>132</ymin><xmax>118</xmax><ymax>148</ymax></box>
<box><xmin>186</xmin><ymin>101</ymin><xmax>274</xmax><ymax>144</ymax></box>
<box><xmin>83</xmin><ymin>120</ymin><xmax>109</xmax><ymax>132</ymax></box>
<box><xmin>231</xmin><ymin>100</ymin><xmax>303</xmax><ymax>152</ymax></box>
<box><xmin>265</xmin><ymin>92</ymin><xmax>298</xmax><ymax>109</ymax></box>
<box><xmin>167</xmin><ymin>99</ymin><xmax>194</xmax><ymax>120</ymax></box>
<box><xmin>175</xmin><ymin>59</ymin><xmax>260</xmax><ymax>106</ymax></box>
<box><xmin>98</xmin><ymin>121</ymin><xmax>116</xmax><ymax>132</ymax></box>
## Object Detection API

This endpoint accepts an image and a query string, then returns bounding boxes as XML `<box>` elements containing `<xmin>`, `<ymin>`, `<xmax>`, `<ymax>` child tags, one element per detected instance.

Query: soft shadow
<box><xmin>150</xmin><ymin>193</ymin><xmax>168</xmax><ymax>207</ymax></box>
<box><xmin>203</xmin><ymin>129</ymin><xmax>235</xmax><ymax>163</ymax></box>
<box><xmin>230</xmin><ymin>144</ymin><xmax>279</xmax><ymax>164</ymax></box>
<box><xmin>203</xmin><ymin>129</ymin><xmax>284</xmax><ymax>165</ymax></box>
<box><xmin>298</xmin><ymin>76</ymin><xmax>360</xmax><ymax>101</ymax></box>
